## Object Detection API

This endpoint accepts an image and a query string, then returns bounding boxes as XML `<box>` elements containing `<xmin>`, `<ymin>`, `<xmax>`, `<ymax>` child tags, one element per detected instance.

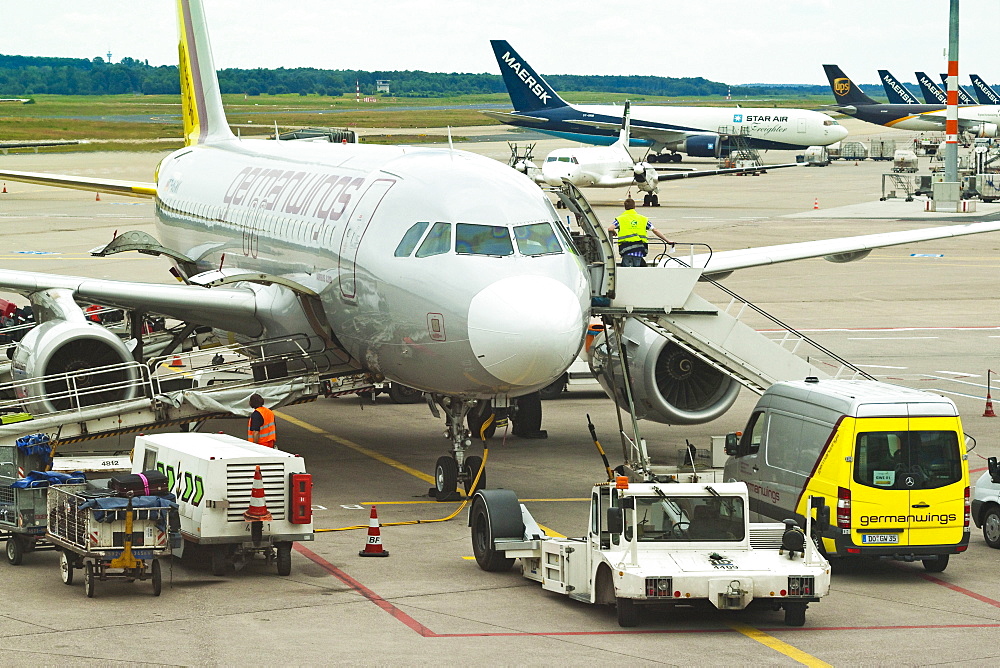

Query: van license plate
<box><xmin>861</xmin><ymin>534</ymin><xmax>899</xmax><ymax>544</ymax></box>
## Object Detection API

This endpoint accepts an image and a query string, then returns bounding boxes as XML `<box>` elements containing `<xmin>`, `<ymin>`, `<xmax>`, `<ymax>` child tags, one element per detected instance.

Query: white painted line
<box><xmin>926</xmin><ymin>388</ymin><xmax>985</xmax><ymax>400</ymax></box>
<box><xmin>925</xmin><ymin>375</ymin><xmax>991</xmax><ymax>390</ymax></box>
<box><xmin>847</xmin><ymin>336</ymin><xmax>939</xmax><ymax>340</ymax></box>
<box><xmin>934</xmin><ymin>371</ymin><xmax>980</xmax><ymax>377</ymax></box>
<box><xmin>857</xmin><ymin>364</ymin><xmax>908</xmax><ymax>369</ymax></box>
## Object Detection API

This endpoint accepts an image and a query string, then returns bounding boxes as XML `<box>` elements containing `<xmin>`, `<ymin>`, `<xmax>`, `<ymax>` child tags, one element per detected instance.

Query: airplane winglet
<box><xmin>177</xmin><ymin>0</ymin><xmax>233</xmax><ymax>146</ymax></box>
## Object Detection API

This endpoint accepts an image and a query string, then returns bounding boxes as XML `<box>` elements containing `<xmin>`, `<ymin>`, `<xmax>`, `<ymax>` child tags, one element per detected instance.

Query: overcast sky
<box><xmin>5</xmin><ymin>1</ymin><xmax>999</xmax><ymax>86</ymax></box>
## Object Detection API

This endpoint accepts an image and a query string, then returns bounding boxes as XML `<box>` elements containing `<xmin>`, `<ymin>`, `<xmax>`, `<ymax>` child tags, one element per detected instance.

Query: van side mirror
<box><xmin>724</xmin><ymin>432</ymin><xmax>739</xmax><ymax>456</ymax></box>
<box><xmin>606</xmin><ymin>507</ymin><xmax>624</xmax><ymax>534</ymax></box>
<box><xmin>811</xmin><ymin>496</ymin><xmax>830</xmax><ymax>533</ymax></box>
<box><xmin>989</xmin><ymin>457</ymin><xmax>1000</xmax><ymax>484</ymax></box>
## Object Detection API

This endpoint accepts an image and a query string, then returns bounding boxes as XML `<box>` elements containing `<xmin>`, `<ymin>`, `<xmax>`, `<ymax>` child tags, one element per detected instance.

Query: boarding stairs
<box><xmin>717</xmin><ymin>126</ymin><xmax>763</xmax><ymax>169</ymax></box>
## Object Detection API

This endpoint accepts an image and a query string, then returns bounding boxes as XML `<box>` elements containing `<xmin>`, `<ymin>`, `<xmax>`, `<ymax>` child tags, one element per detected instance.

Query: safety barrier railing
<box><xmin>651</xmin><ymin>242</ymin><xmax>713</xmax><ymax>269</ymax></box>
<box><xmin>0</xmin><ymin>360</ymin><xmax>153</xmax><ymax>418</ymax></box>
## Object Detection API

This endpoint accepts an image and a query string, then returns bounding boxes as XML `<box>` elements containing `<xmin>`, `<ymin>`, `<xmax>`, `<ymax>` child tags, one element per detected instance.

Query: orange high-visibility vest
<box><xmin>249</xmin><ymin>406</ymin><xmax>276</xmax><ymax>447</ymax></box>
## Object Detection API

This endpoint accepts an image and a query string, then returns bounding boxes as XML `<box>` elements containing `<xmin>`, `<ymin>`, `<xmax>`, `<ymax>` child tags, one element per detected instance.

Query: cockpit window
<box><xmin>514</xmin><ymin>222</ymin><xmax>563</xmax><ymax>256</ymax></box>
<box><xmin>823</xmin><ymin>119</ymin><xmax>840</xmax><ymax>126</ymax></box>
<box><xmin>455</xmin><ymin>223</ymin><xmax>514</xmax><ymax>256</ymax></box>
<box><xmin>551</xmin><ymin>219</ymin><xmax>579</xmax><ymax>255</ymax></box>
<box><xmin>545</xmin><ymin>156</ymin><xmax>577</xmax><ymax>164</ymax></box>
<box><xmin>394</xmin><ymin>221</ymin><xmax>429</xmax><ymax>257</ymax></box>
<box><xmin>415</xmin><ymin>222</ymin><xmax>451</xmax><ymax>257</ymax></box>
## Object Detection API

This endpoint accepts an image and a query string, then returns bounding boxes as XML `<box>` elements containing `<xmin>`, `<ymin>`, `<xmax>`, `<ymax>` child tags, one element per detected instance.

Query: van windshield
<box><xmin>853</xmin><ymin>431</ymin><xmax>962</xmax><ymax>490</ymax></box>
<box><xmin>633</xmin><ymin>495</ymin><xmax>744</xmax><ymax>542</ymax></box>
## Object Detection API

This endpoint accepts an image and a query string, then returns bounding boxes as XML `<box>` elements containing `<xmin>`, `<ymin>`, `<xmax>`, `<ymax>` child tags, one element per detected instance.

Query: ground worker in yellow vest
<box><xmin>607</xmin><ymin>197</ymin><xmax>674</xmax><ymax>267</ymax></box>
<box><xmin>248</xmin><ymin>393</ymin><xmax>276</xmax><ymax>448</ymax></box>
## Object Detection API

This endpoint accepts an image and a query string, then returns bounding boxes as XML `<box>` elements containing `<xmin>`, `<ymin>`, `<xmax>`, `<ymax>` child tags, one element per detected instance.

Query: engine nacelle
<box><xmin>678</xmin><ymin>134</ymin><xmax>722</xmax><ymax>159</ymax></box>
<box><xmin>972</xmin><ymin>123</ymin><xmax>999</xmax><ymax>138</ymax></box>
<box><xmin>12</xmin><ymin>289</ymin><xmax>138</xmax><ymax>414</ymax></box>
<box><xmin>588</xmin><ymin>319</ymin><xmax>740</xmax><ymax>424</ymax></box>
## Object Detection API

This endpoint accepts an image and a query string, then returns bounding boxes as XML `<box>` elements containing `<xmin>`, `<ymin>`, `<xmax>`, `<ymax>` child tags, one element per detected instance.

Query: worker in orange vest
<box><xmin>248</xmin><ymin>393</ymin><xmax>276</xmax><ymax>448</ymax></box>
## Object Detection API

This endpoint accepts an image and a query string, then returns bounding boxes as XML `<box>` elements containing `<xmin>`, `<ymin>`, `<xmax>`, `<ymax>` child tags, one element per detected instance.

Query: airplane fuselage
<box><xmin>154</xmin><ymin>139</ymin><xmax>592</xmax><ymax>399</ymax></box>
<box><xmin>541</xmin><ymin>144</ymin><xmax>637</xmax><ymax>188</ymax></box>
<box><xmin>846</xmin><ymin>103</ymin><xmax>1000</xmax><ymax>132</ymax></box>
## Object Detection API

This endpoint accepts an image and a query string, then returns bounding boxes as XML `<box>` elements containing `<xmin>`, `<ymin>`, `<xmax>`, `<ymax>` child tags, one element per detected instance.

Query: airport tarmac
<box><xmin>1</xmin><ymin>123</ymin><xmax>999</xmax><ymax>666</ymax></box>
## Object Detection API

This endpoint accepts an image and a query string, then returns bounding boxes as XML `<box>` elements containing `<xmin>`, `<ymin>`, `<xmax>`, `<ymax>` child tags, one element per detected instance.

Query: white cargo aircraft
<box><xmin>525</xmin><ymin>101</ymin><xmax>799</xmax><ymax>207</ymax></box>
<box><xmin>3</xmin><ymin>2</ymin><xmax>1000</xmax><ymax>498</ymax></box>
<box><xmin>487</xmin><ymin>40</ymin><xmax>848</xmax><ymax>162</ymax></box>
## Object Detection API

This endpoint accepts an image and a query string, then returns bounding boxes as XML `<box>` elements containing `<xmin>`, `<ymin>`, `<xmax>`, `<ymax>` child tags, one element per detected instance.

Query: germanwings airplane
<box><xmin>824</xmin><ymin>65</ymin><xmax>1000</xmax><ymax>136</ymax></box>
<box><xmin>3</xmin><ymin>3</ymin><xmax>1000</xmax><ymax>498</ymax></box>
<box><xmin>487</xmin><ymin>40</ymin><xmax>847</xmax><ymax>163</ymax></box>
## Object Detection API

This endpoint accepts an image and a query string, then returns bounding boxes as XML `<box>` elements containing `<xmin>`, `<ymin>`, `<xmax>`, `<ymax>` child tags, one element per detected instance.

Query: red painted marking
<box><xmin>295</xmin><ymin>544</ymin><xmax>1000</xmax><ymax>638</ymax></box>
<box><xmin>293</xmin><ymin>543</ymin><xmax>437</xmax><ymax>637</ymax></box>
<box><xmin>920</xmin><ymin>573</ymin><xmax>1000</xmax><ymax>608</ymax></box>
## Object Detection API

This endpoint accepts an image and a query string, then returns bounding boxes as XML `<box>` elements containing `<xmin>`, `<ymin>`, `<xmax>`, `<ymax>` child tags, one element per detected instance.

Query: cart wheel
<box><xmin>5</xmin><ymin>535</ymin><xmax>23</xmax><ymax>565</ymax></box>
<box><xmin>151</xmin><ymin>559</ymin><xmax>162</xmax><ymax>596</ymax></box>
<box><xmin>276</xmin><ymin>542</ymin><xmax>292</xmax><ymax>576</ymax></box>
<box><xmin>59</xmin><ymin>551</ymin><xmax>74</xmax><ymax>585</ymax></box>
<box><xmin>211</xmin><ymin>545</ymin><xmax>229</xmax><ymax>576</ymax></box>
<box><xmin>84</xmin><ymin>563</ymin><xmax>96</xmax><ymax>598</ymax></box>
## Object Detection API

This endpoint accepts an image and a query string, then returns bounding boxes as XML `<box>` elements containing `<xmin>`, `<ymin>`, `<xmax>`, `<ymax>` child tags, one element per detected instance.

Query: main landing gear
<box><xmin>641</xmin><ymin>193</ymin><xmax>660</xmax><ymax>207</ymax></box>
<box><xmin>648</xmin><ymin>152</ymin><xmax>682</xmax><ymax>164</ymax></box>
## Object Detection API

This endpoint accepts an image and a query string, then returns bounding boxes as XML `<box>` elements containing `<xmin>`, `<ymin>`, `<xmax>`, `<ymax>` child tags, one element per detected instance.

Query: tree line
<box><xmin>0</xmin><ymin>53</ymin><xmax>882</xmax><ymax>99</ymax></box>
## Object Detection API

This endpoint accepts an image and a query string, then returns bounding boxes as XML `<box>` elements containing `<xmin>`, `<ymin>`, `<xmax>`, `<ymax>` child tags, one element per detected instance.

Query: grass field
<box><xmin>0</xmin><ymin>92</ymin><xmax>838</xmax><ymax>152</ymax></box>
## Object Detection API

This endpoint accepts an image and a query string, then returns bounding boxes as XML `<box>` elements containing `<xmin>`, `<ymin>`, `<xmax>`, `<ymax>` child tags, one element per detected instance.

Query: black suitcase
<box><xmin>108</xmin><ymin>470</ymin><xmax>170</xmax><ymax>497</ymax></box>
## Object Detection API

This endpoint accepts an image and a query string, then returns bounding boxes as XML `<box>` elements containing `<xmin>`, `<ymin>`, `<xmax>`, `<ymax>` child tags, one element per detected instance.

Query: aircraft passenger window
<box><xmin>455</xmin><ymin>223</ymin><xmax>513</xmax><ymax>256</ymax></box>
<box><xmin>394</xmin><ymin>222</ymin><xmax>430</xmax><ymax>257</ymax></box>
<box><xmin>415</xmin><ymin>222</ymin><xmax>451</xmax><ymax>257</ymax></box>
<box><xmin>514</xmin><ymin>222</ymin><xmax>563</xmax><ymax>256</ymax></box>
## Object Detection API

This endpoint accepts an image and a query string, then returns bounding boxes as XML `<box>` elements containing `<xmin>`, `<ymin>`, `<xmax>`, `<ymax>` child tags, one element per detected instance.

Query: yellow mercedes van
<box><xmin>724</xmin><ymin>378</ymin><xmax>970</xmax><ymax>572</ymax></box>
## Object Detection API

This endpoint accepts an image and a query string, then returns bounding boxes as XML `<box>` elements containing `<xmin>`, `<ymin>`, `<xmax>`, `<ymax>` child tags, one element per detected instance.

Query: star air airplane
<box><xmin>5</xmin><ymin>4</ymin><xmax>1000</xmax><ymax>500</ymax></box>
<box><xmin>522</xmin><ymin>100</ymin><xmax>800</xmax><ymax>207</ymax></box>
<box><xmin>486</xmin><ymin>40</ymin><xmax>847</xmax><ymax>163</ymax></box>
<box><xmin>824</xmin><ymin>64</ymin><xmax>1000</xmax><ymax>136</ymax></box>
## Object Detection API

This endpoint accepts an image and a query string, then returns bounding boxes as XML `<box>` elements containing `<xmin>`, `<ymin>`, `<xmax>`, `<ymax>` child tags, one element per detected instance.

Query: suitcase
<box><xmin>108</xmin><ymin>470</ymin><xmax>170</xmax><ymax>497</ymax></box>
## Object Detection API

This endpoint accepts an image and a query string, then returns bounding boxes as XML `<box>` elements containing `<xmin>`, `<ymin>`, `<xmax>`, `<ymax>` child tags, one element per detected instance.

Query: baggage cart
<box><xmin>840</xmin><ymin>141</ymin><xmax>868</xmax><ymax>160</ymax></box>
<box><xmin>46</xmin><ymin>484</ymin><xmax>172</xmax><ymax>597</ymax></box>
<box><xmin>1</xmin><ymin>437</ymin><xmax>58</xmax><ymax>564</ymax></box>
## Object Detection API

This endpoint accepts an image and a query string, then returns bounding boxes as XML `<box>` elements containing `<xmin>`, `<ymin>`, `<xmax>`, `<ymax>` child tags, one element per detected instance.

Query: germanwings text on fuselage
<box><xmin>500</xmin><ymin>52</ymin><xmax>551</xmax><ymax>104</ymax></box>
<box><xmin>222</xmin><ymin>167</ymin><xmax>366</xmax><ymax>224</ymax></box>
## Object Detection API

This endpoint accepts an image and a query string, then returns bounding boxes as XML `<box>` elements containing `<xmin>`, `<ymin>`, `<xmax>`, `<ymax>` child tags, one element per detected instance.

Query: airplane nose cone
<box><xmin>542</xmin><ymin>163</ymin><xmax>579</xmax><ymax>187</ymax></box>
<box><xmin>834</xmin><ymin>124</ymin><xmax>849</xmax><ymax>140</ymax></box>
<box><xmin>468</xmin><ymin>275</ymin><xmax>586</xmax><ymax>388</ymax></box>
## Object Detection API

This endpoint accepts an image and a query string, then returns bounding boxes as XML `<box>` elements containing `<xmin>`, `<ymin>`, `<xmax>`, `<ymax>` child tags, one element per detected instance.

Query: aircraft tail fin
<box><xmin>491</xmin><ymin>40</ymin><xmax>569</xmax><ymax>112</ymax></box>
<box><xmin>177</xmin><ymin>0</ymin><xmax>233</xmax><ymax>146</ymax></box>
<box><xmin>939</xmin><ymin>73</ymin><xmax>976</xmax><ymax>104</ymax></box>
<box><xmin>970</xmin><ymin>74</ymin><xmax>1000</xmax><ymax>105</ymax></box>
<box><xmin>878</xmin><ymin>70</ymin><xmax>919</xmax><ymax>104</ymax></box>
<box><xmin>823</xmin><ymin>65</ymin><xmax>877</xmax><ymax>106</ymax></box>
<box><xmin>915</xmin><ymin>72</ymin><xmax>947</xmax><ymax>105</ymax></box>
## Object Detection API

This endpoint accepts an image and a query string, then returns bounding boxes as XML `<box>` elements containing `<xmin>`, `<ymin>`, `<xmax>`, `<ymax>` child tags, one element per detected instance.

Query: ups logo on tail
<box><xmin>833</xmin><ymin>78</ymin><xmax>851</xmax><ymax>96</ymax></box>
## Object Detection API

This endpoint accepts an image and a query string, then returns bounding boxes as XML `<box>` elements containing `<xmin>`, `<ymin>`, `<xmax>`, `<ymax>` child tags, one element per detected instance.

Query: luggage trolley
<box><xmin>0</xmin><ymin>434</ymin><xmax>64</xmax><ymax>565</ymax></box>
<box><xmin>46</xmin><ymin>484</ymin><xmax>173</xmax><ymax>597</ymax></box>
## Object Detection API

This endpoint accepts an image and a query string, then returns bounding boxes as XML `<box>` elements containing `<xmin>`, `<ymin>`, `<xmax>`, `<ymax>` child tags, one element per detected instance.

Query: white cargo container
<box><xmin>131</xmin><ymin>433</ymin><xmax>314</xmax><ymax>576</ymax></box>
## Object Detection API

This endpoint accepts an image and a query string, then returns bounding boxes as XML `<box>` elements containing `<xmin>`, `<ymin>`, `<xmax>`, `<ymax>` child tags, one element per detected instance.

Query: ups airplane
<box><xmin>5</xmin><ymin>4</ymin><xmax>1000</xmax><ymax>499</ymax></box>
<box><xmin>487</xmin><ymin>40</ymin><xmax>847</xmax><ymax>163</ymax></box>
<box><xmin>824</xmin><ymin>65</ymin><xmax>1000</xmax><ymax>136</ymax></box>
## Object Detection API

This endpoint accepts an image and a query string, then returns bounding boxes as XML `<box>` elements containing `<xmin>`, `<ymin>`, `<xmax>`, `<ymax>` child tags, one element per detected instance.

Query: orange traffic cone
<box><xmin>812</xmin><ymin>198</ymin><xmax>819</xmax><ymax>210</ymax></box>
<box><xmin>985</xmin><ymin>392</ymin><xmax>997</xmax><ymax>418</ymax></box>
<box><xmin>2</xmin><ymin>183</ymin><xmax>6</xmax><ymax>193</ymax></box>
<box><xmin>169</xmin><ymin>355</ymin><xmax>184</xmax><ymax>367</ymax></box>
<box><xmin>359</xmin><ymin>505</ymin><xmax>389</xmax><ymax>557</ymax></box>
<box><xmin>244</xmin><ymin>465</ymin><xmax>273</xmax><ymax>521</ymax></box>
<box><xmin>95</xmin><ymin>192</ymin><xmax>101</xmax><ymax>201</ymax></box>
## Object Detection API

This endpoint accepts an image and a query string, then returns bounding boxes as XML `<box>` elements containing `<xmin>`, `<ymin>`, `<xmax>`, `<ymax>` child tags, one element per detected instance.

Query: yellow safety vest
<box><xmin>249</xmin><ymin>406</ymin><xmax>276</xmax><ymax>447</ymax></box>
<box><xmin>616</xmin><ymin>209</ymin><xmax>650</xmax><ymax>244</ymax></box>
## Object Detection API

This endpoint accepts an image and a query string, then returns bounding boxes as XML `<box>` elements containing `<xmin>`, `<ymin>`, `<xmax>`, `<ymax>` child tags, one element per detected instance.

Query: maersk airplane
<box><xmin>487</xmin><ymin>40</ymin><xmax>847</xmax><ymax>162</ymax></box>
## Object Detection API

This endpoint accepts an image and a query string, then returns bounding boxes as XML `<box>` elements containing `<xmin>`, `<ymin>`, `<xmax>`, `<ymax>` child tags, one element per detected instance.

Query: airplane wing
<box><xmin>571</xmin><ymin>118</ymin><xmax>690</xmax><ymax>145</ymax></box>
<box><xmin>481</xmin><ymin>110</ymin><xmax>564</xmax><ymax>129</ymax></box>
<box><xmin>0</xmin><ymin>268</ymin><xmax>263</xmax><ymax>337</ymax></box>
<box><xmin>656</xmin><ymin>163</ymin><xmax>801</xmax><ymax>182</ymax></box>
<box><xmin>675</xmin><ymin>220</ymin><xmax>1000</xmax><ymax>278</ymax></box>
<box><xmin>0</xmin><ymin>168</ymin><xmax>156</xmax><ymax>198</ymax></box>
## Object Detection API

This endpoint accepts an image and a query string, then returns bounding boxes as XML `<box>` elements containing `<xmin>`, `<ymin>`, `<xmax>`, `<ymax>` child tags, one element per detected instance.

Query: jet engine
<box><xmin>972</xmin><ymin>123</ymin><xmax>999</xmax><ymax>138</ymax></box>
<box><xmin>677</xmin><ymin>134</ymin><xmax>722</xmax><ymax>159</ymax></box>
<box><xmin>588</xmin><ymin>319</ymin><xmax>740</xmax><ymax>424</ymax></box>
<box><xmin>12</xmin><ymin>289</ymin><xmax>138</xmax><ymax>414</ymax></box>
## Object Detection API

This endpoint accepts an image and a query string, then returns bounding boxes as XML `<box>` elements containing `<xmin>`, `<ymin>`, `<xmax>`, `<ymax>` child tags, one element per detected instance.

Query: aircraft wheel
<box><xmin>616</xmin><ymin>597</ymin><xmax>639</xmax><ymax>627</ymax></box>
<box><xmin>387</xmin><ymin>382</ymin><xmax>423</xmax><ymax>404</ymax></box>
<box><xmin>435</xmin><ymin>456</ymin><xmax>459</xmax><ymax>497</ymax></box>
<box><xmin>467</xmin><ymin>400</ymin><xmax>496</xmax><ymax>440</ymax></box>
<box><xmin>784</xmin><ymin>602</ymin><xmax>806</xmax><ymax>627</ymax></box>
<box><xmin>463</xmin><ymin>456</ymin><xmax>486</xmax><ymax>495</ymax></box>
<box><xmin>923</xmin><ymin>554</ymin><xmax>949</xmax><ymax>573</ymax></box>
<box><xmin>538</xmin><ymin>374</ymin><xmax>567</xmax><ymax>400</ymax></box>
<box><xmin>60</xmin><ymin>550</ymin><xmax>74</xmax><ymax>585</ymax></box>
<box><xmin>983</xmin><ymin>507</ymin><xmax>1000</xmax><ymax>548</ymax></box>
<box><xmin>651</xmin><ymin>194</ymin><xmax>659</xmax><ymax>207</ymax></box>
<box><xmin>671</xmin><ymin>153</ymin><xmax>683</xmax><ymax>163</ymax></box>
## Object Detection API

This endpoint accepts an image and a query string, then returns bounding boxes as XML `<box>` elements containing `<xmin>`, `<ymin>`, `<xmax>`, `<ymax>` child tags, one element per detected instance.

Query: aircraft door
<box><xmin>797</xmin><ymin>118</ymin><xmax>806</xmax><ymax>133</ymax></box>
<box><xmin>338</xmin><ymin>178</ymin><xmax>395</xmax><ymax>300</ymax></box>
